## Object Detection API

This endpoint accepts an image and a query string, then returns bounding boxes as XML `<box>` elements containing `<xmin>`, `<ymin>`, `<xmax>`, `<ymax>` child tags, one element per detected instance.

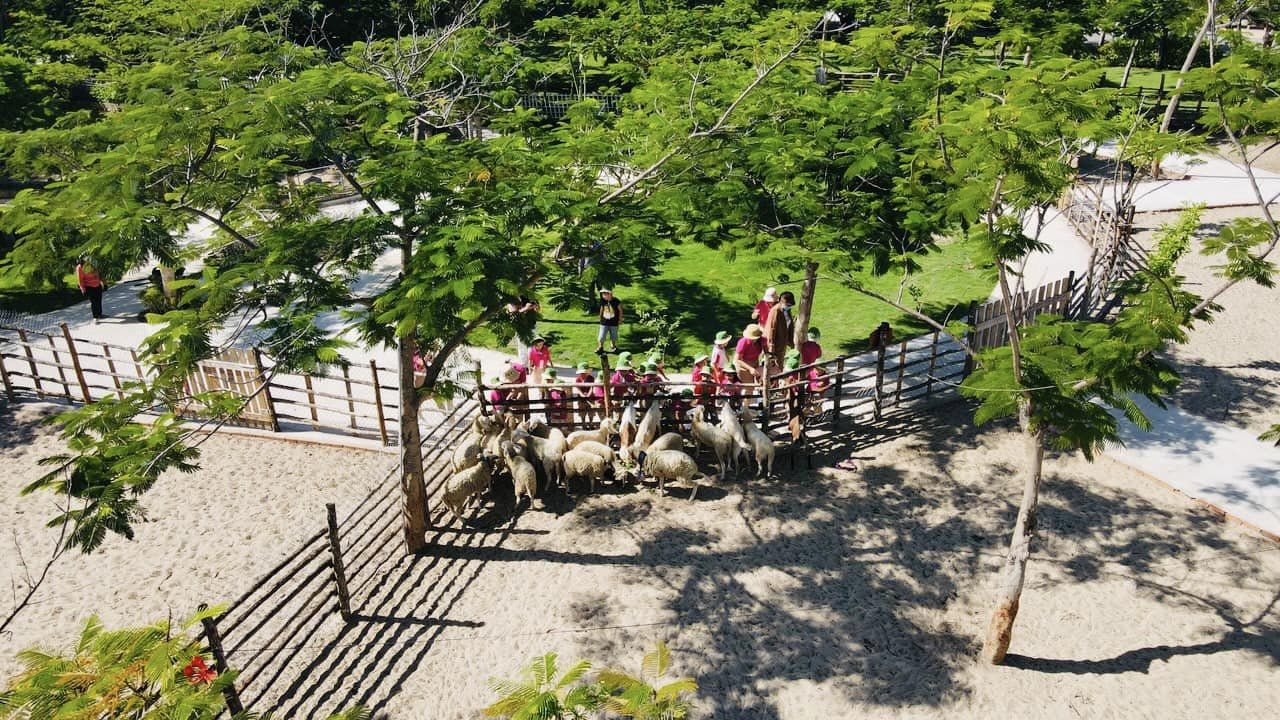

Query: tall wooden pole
<box><xmin>60</xmin><ymin>324</ymin><xmax>92</xmax><ymax>403</ymax></box>
<box><xmin>325</xmin><ymin>503</ymin><xmax>353</xmax><ymax>621</ymax></box>
<box><xmin>197</xmin><ymin>604</ymin><xmax>244</xmax><ymax>716</ymax></box>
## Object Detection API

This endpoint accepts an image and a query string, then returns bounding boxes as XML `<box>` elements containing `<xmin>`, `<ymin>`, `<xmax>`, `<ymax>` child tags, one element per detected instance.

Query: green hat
<box><xmin>693</xmin><ymin>353</ymin><xmax>709</xmax><ymax>364</ymax></box>
<box><xmin>616</xmin><ymin>356</ymin><xmax>633</xmax><ymax>370</ymax></box>
<box><xmin>681</xmin><ymin>388</ymin><xmax>694</xmax><ymax>397</ymax></box>
<box><xmin>807</xmin><ymin>327</ymin><xmax>821</xmax><ymax>340</ymax></box>
<box><xmin>714</xmin><ymin>331</ymin><xmax>732</xmax><ymax>345</ymax></box>
<box><xmin>532</xmin><ymin>335</ymin><xmax>546</xmax><ymax>344</ymax></box>
<box><xmin>784</xmin><ymin>348</ymin><xmax>801</xmax><ymax>370</ymax></box>
<box><xmin>643</xmin><ymin>362</ymin><xmax>658</xmax><ymax>372</ymax></box>
<box><xmin>647</xmin><ymin>353</ymin><xmax>664</xmax><ymax>366</ymax></box>
<box><xmin>546</xmin><ymin>367</ymin><xmax>558</xmax><ymax>378</ymax></box>
<box><xmin>576</xmin><ymin>361</ymin><xmax>591</xmax><ymax>373</ymax></box>
<box><xmin>489</xmin><ymin>376</ymin><xmax>502</xmax><ymax>385</ymax></box>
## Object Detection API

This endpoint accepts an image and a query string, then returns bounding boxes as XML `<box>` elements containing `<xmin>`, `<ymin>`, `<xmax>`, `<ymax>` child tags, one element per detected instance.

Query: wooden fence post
<box><xmin>197</xmin><ymin>604</ymin><xmax>244</xmax><ymax>716</ymax></box>
<box><xmin>102</xmin><ymin>346</ymin><xmax>124</xmax><ymax>399</ymax></box>
<box><xmin>831</xmin><ymin>357</ymin><xmax>845</xmax><ymax>428</ymax></box>
<box><xmin>325</xmin><ymin>503</ymin><xmax>354</xmax><ymax>622</ymax></box>
<box><xmin>598</xmin><ymin>352</ymin><xmax>614</xmax><ymax>419</ymax></box>
<box><xmin>252</xmin><ymin>349</ymin><xmax>280</xmax><ymax>432</ymax></box>
<box><xmin>873</xmin><ymin>345</ymin><xmax>886</xmax><ymax>421</ymax></box>
<box><xmin>297</xmin><ymin>374</ymin><xmax>317</xmax><ymax>429</ymax></box>
<box><xmin>16</xmin><ymin>330</ymin><xmax>43</xmax><ymax>398</ymax></box>
<box><xmin>341</xmin><ymin>365</ymin><xmax>357</xmax><ymax>430</ymax></box>
<box><xmin>761</xmin><ymin>356</ymin><xmax>773</xmax><ymax>433</ymax></box>
<box><xmin>60</xmin><ymin>324</ymin><xmax>92</xmax><ymax>403</ymax></box>
<box><xmin>46</xmin><ymin>334</ymin><xmax>71</xmax><ymax>400</ymax></box>
<box><xmin>369</xmin><ymin>360</ymin><xmax>389</xmax><ymax>446</ymax></box>
<box><xmin>1063</xmin><ymin>271</ymin><xmax>1076</xmax><ymax>317</ymax></box>
<box><xmin>0</xmin><ymin>345</ymin><xmax>13</xmax><ymax>401</ymax></box>
<box><xmin>130</xmin><ymin>348</ymin><xmax>145</xmax><ymax>384</ymax></box>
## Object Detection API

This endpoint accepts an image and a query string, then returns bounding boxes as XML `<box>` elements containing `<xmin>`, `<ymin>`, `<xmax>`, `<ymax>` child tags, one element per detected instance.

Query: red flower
<box><xmin>182</xmin><ymin>655</ymin><xmax>218</xmax><ymax>685</ymax></box>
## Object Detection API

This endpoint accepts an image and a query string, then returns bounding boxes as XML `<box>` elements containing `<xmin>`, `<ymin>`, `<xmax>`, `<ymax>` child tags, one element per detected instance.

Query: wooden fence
<box><xmin>0</xmin><ymin>324</ymin><xmax>401</xmax><ymax>445</ymax></box>
<box><xmin>194</xmin><ymin>398</ymin><xmax>481</xmax><ymax>715</ymax></box>
<box><xmin>1059</xmin><ymin>193</ymin><xmax>1147</xmax><ymax>318</ymax></box>
<box><xmin>967</xmin><ymin>273</ymin><xmax>1076</xmax><ymax>352</ymax></box>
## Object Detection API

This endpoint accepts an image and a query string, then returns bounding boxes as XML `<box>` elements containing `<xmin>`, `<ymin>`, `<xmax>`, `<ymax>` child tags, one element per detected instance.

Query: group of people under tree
<box><xmin>485</xmin><ymin>285</ymin><xmax>896</xmax><ymax>429</ymax></box>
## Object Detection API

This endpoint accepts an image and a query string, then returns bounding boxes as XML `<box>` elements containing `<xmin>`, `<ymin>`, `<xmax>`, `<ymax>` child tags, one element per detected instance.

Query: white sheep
<box><xmin>739</xmin><ymin>416</ymin><xmax>776</xmax><ymax>478</ymax></box>
<box><xmin>636</xmin><ymin>449</ymin><xmax>709</xmax><ymax>500</ymax></box>
<box><xmin>442</xmin><ymin>459</ymin><xmax>493</xmax><ymax>521</ymax></box>
<box><xmin>717</xmin><ymin>403</ymin><xmax>752</xmax><ymax>473</ymax></box>
<box><xmin>571</xmin><ymin>440</ymin><xmax>616</xmax><ymax>465</ymax></box>
<box><xmin>567</xmin><ymin>417</ymin><xmax>617</xmax><ymax>449</ymax></box>
<box><xmin>501</xmin><ymin>440</ymin><xmax>539</xmax><ymax>505</ymax></box>
<box><xmin>562</xmin><ymin>449</ymin><xmax>608</xmax><ymax>494</ymax></box>
<box><xmin>514</xmin><ymin>428</ymin><xmax>566</xmax><ymax>491</ymax></box>
<box><xmin>634</xmin><ymin>400</ymin><xmax>663</xmax><ymax>452</ymax></box>
<box><xmin>617</xmin><ymin>401</ymin><xmax>638</xmax><ymax>449</ymax></box>
<box><xmin>646</xmin><ymin>432</ymin><xmax>684</xmax><ymax>453</ymax></box>
<box><xmin>451</xmin><ymin>441</ymin><xmax>484</xmax><ymax>472</ymax></box>
<box><xmin>690</xmin><ymin>406</ymin><xmax>736</xmax><ymax>478</ymax></box>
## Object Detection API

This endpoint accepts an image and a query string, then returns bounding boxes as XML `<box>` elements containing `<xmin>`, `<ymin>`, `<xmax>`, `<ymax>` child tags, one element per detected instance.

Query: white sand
<box><xmin>1131</xmin><ymin>205</ymin><xmax>1280</xmax><ymax>434</ymax></box>
<box><xmin>0</xmin><ymin>401</ymin><xmax>395</xmax><ymax>683</ymax></box>
<box><xmin>4</xmin><ymin>399</ymin><xmax>1278</xmax><ymax>718</ymax></box>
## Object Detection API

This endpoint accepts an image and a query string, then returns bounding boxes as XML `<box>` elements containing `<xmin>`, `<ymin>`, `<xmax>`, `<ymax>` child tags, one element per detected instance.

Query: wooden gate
<box><xmin>182</xmin><ymin>348</ymin><xmax>276</xmax><ymax>430</ymax></box>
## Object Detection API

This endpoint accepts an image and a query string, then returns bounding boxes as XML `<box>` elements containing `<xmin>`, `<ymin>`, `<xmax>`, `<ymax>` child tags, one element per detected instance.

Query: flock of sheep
<box><xmin>443</xmin><ymin>399</ymin><xmax>778</xmax><ymax>522</ymax></box>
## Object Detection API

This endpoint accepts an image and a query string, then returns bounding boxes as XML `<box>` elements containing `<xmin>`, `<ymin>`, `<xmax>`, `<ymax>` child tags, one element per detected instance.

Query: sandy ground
<box><xmin>108</xmin><ymin>402</ymin><xmax>1275</xmax><ymax>720</ymax></box>
<box><xmin>1130</xmin><ymin>205</ymin><xmax>1280</xmax><ymax>434</ymax></box>
<box><xmin>0</xmin><ymin>401</ymin><xmax>396</xmax><ymax>682</ymax></box>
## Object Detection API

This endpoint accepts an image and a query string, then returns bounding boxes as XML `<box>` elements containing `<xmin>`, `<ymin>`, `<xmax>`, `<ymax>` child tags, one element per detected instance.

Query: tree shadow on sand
<box><xmin>563</xmin><ymin>402</ymin><xmax>1280</xmax><ymax>718</ymax></box>
<box><xmin>236</xmin><ymin>401</ymin><xmax>1279</xmax><ymax>719</ymax></box>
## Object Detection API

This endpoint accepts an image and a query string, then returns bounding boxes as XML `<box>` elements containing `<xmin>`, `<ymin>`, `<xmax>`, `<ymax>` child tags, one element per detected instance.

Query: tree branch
<box><xmin>173</xmin><ymin>206</ymin><xmax>259</xmax><ymax>250</ymax></box>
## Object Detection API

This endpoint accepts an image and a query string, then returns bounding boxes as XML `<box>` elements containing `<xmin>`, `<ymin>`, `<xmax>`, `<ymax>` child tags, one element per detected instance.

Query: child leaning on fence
<box><xmin>545</xmin><ymin>368</ymin><xmax>572</xmax><ymax>426</ymax></box>
<box><xmin>574</xmin><ymin>361</ymin><xmax>601</xmax><ymax>424</ymax></box>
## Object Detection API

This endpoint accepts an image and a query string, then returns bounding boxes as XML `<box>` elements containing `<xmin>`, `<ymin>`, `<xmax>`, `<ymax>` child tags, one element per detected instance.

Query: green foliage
<box><xmin>1147</xmin><ymin>205</ymin><xmax>1203</xmax><ymax>278</ymax></box>
<box><xmin>1261</xmin><ymin>424</ymin><xmax>1280</xmax><ymax>447</ymax></box>
<box><xmin>1201</xmin><ymin>217</ymin><xmax>1278</xmax><ymax>288</ymax></box>
<box><xmin>484</xmin><ymin>643</ymin><xmax>696</xmax><ymax>720</ymax></box>
<box><xmin>0</xmin><ymin>609</ymin><xmax>232</xmax><ymax>720</ymax></box>
<box><xmin>484</xmin><ymin>653</ymin><xmax>604</xmax><ymax>720</ymax></box>
<box><xmin>597</xmin><ymin>641</ymin><xmax>697</xmax><ymax>720</ymax></box>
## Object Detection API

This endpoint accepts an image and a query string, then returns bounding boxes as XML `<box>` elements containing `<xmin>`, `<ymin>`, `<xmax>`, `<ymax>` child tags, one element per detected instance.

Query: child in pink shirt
<box><xmin>528</xmin><ymin>336</ymin><xmax>552</xmax><ymax>386</ymax></box>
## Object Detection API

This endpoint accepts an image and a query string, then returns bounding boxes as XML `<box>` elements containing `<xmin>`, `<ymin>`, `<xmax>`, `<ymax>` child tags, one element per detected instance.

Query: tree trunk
<box><xmin>1158</xmin><ymin>2</ymin><xmax>1214</xmax><ymax>137</ymax></box>
<box><xmin>399</xmin><ymin>335</ymin><xmax>428</xmax><ymax>553</ymax></box>
<box><xmin>793</xmin><ymin>261</ymin><xmax>819</xmax><ymax>348</ymax></box>
<box><xmin>982</xmin><ymin>403</ymin><xmax>1046</xmax><ymax>664</ymax></box>
<box><xmin>398</xmin><ymin>229</ymin><xmax>428</xmax><ymax>554</ymax></box>
<box><xmin>158</xmin><ymin>265</ymin><xmax>177</xmax><ymax>301</ymax></box>
<box><xmin>1157</xmin><ymin>27</ymin><xmax>1169</xmax><ymax>69</ymax></box>
<box><xmin>1119</xmin><ymin>41</ymin><xmax>1137</xmax><ymax>88</ymax></box>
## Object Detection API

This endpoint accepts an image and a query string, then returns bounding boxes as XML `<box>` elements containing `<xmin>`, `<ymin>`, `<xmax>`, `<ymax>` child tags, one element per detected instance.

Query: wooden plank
<box><xmin>197</xmin><ymin>604</ymin><xmax>245</xmax><ymax>716</ymax></box>
<box><xmin>325</xmin><ymin>503</ymin><xmax>353</xmax><ymax>622</ymax></box>
<box><xmin>369</xmin><ymin>360</ymin><xmax>389</xmax><ymax>446</ymax></box>
<box><xmin>894</xmin><ymin>340</ymin><xmax>908</xmax><ymax>405</ymax></box>
<box><xmin>831</xmin><ymin>357</ymin><xmax>845</xmax><ymax>429</ymax></box>
<box><xmin>873</xmin><ymin>345</ymin><xmax>886</xmax><ymax>421</ymax></box>
<box><xmin>925</xmin><ymin>331</ymin><xmax>940</xmax><ymax>398</ymax></box>
<box><xmin>59</xmin><ymin>324</ymin><xmax>92</xmax><ymax>403</ymax></box>
<box><xmin>130</xmin><ymin>349</ymin><xmax>145</xmax><ymax>384</ymax></box>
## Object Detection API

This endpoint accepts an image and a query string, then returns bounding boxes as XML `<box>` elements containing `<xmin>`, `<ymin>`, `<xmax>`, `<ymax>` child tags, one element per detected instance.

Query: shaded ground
<box><xmin>237</xmin><ymin>403</ymin><xmax>1280</xmax><ymax>719</ymax></box>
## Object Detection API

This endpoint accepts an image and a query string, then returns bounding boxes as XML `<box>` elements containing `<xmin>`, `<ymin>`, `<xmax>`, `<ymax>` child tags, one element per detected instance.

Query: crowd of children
<box><xmin>486</xmin><ymin>286</ymin><xmax>868</xmax><ymax>427</ymax></box>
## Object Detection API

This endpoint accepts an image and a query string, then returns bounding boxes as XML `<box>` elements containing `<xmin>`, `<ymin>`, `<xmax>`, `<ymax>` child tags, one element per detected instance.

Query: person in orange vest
<box><xmin>76</xmin><ymin>258</ymin><xmax>107</xmax><ymax>323</ymax></box>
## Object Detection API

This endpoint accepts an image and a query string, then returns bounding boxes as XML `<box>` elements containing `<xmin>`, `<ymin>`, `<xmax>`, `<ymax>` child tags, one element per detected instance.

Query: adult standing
<box><xmin>752</xmin><ymin>287</ymin><xmax>778</xmax><ymax>323</ymax></box>
<box><xmin>765</xmin><ymin>291</ymin><xmax>796</xmax><ymax>355</ymax></box>
<box><xmin>869</xmin><ymin>321</ymin><xmax>894</xmax><ymax>351</ymax></box>
<box><xmin>733</xmin><ymin>324</ymin><xmax>767</xmax><ymax>386</ymax></box>
<box><xmin>595</xmin><ymin>288</ymin><xmax>623</xmax><ymax>353</ymax></box>
<box><xmin>76</xmin><ymin>258</ymin><xmax>106</xmax><ymax>323</ymax></box>
<box><xmin>506</xmin><ymin>295</ymin><xmax>540</xmax><ymax>365</ymax></box>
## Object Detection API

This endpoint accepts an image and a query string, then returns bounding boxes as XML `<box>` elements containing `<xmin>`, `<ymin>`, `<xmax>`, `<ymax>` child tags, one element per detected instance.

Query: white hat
<box><xmin>762</xmin><ymin>287</ymin><xmax>779</xmax><ymax>302</ymax></box>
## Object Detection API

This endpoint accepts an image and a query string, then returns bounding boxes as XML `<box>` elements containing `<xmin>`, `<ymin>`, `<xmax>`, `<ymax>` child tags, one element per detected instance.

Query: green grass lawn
<box><xmin>1102</xmin><ymin>66</ymin><xmax>1170</xmax><ymax>90</ymax></box>
<box><xmin>497</xmin><ymin>236</ymin><xmax>996</xmax><ymax>370</ymax></box>
<box><xmin>0</xmin><ymin>268</ymin><xmax>81</xmax><ymax>315</ymax></box>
